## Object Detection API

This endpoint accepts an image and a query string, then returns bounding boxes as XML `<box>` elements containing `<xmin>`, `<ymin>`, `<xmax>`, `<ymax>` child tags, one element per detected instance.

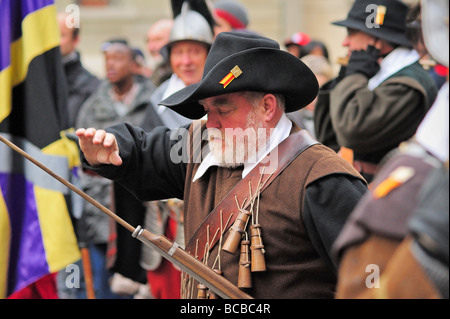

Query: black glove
<box><xmin>345</xmin><ymin>45</ymin><xmax>381</xmax><ymax>78</ymax></box>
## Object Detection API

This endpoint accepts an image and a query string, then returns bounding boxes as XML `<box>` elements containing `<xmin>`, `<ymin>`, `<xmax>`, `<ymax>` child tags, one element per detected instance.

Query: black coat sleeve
<box><xmin>303</xmin><ymin>174</ymin><xmax>368</xmax><ymax>272</ymax></box>
<box><xmin>81</xmin><ymin>123</ymin><xmax>189</xmax><ymax>201</ymax></box>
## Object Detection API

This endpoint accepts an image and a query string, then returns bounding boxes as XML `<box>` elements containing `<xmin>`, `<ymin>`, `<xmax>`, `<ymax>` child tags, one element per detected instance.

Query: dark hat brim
<box><xmin>160</xmin><ymin>47</ymin><xmax>319</xmax><ymax>119</ymax></box>
<box><xmin>332</xmin><ymin>18</ymin><xmax>412</xmax><ymax>48</ymax></box>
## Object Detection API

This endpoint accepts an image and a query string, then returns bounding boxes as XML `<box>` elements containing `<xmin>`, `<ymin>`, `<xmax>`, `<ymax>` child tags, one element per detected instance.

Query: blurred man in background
<box><xmin>57</xmin><ymin>12</ymin><xmax>100</xmax><ymax>128</ymax></box>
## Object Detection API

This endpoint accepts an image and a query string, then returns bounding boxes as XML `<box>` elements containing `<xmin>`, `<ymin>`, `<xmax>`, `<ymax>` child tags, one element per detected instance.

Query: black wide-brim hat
<box><xmin>159</xmin><ymin>32</ymin><xmax>319</xmax><ymax>119</ymax></box>
<box><xmin>332</xmin><ymin>0</ymin><xmax>412</xmax><ymax>48</ymax></box>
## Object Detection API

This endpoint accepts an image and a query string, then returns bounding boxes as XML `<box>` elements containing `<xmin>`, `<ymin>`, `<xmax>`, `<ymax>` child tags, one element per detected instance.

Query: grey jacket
<box><xmin>76</xmin><ymin>75</ymin><xmax>155</xmax><ymax>243</ymax></box>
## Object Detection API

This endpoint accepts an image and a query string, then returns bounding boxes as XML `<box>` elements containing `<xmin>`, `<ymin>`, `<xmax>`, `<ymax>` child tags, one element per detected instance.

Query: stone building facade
<box><xmin>55</xmin><ymin>0</ymin><xmax>418</xmax><ymax>78</ymax></box>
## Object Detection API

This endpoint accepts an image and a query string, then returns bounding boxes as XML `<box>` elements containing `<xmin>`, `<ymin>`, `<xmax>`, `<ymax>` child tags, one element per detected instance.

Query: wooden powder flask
<box><xmin>250</xmin><ymin>224</ymin><xmax>266</xmax><ymax>272</ymax></box>
<box><xmin>237</xmin><ymin>240</ymin><xmax>252</xmax><ymax>289</ymax></box>
<box><xmin>222</xmin><ymin>209</ymin><xmax>252</xmax><ymax>254</ymax></box>
<box><xmin>208</xmin><ymin>269</ymin><xmax>223</xmax><ymax>299</ymax></box>
<box><xmin>197</xmin><ymin>283</ymin><xmax>208</xmax><ymax>299</ymax></box>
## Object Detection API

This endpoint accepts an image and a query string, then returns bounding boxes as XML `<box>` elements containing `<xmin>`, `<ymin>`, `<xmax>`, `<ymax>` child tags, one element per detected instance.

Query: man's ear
<box><xmin>261</xmin><ymin>94</ymin><xmax>278</xmax><ymax>123</ymax></box>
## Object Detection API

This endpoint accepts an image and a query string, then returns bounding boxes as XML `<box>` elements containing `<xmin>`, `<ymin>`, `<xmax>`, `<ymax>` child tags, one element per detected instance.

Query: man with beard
<box><xmin>75</xmin><ymin>32</ymin><xmax>367</xmax><ymax>299</ymax></box>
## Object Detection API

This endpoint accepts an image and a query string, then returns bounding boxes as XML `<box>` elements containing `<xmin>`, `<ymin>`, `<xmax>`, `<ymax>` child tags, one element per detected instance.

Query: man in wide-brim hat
<box><xmin>332</xmin><ymin>0</ymin><xmax>449</xmax><ymax>299</ymax></box>
<box><xmin>314</xmin><ymin>0</ymin><xmax>438</xmax><ymax>184</ymax></box>
<box><xmin>76</xmin><ymin>31</ymin><xmax>368</xmax><ymax>299</ymax></box>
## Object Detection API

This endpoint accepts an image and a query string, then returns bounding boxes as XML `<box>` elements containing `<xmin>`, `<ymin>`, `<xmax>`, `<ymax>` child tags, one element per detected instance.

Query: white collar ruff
<box><xmin>416</xmin><ymin>82</ymin><xmax>449</xmax><ymax>162</ymax></box>
<box><xmin>368</xmin><ymin>48</ymin><xmax>420</xmax><ymax>90</ymax></box>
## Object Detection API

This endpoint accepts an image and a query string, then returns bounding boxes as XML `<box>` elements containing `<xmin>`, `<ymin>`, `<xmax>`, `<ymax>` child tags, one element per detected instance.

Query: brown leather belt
<box><xmin>353</xmin><ymin>160</ymin><xmax>379</xmax><ymax>175</ymax></box>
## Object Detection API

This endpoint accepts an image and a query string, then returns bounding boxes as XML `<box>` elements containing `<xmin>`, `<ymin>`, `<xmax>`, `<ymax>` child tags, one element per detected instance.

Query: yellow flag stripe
<box><xmin>0</xmin><ymin>67</ymin><xmax>13</xmax><ymax>124</ymax></box>
<box><xmin>0</xmin><ymin>4</ymin><xmax>60</xmax><ymax>123</ymax></box>
<box><xmin>42</xmin><ymin>130</ymin><xmax>81</xmax><ymax>169</ymax></box>
<box><xmin>34</xmin><ymin>186</ymin><xmax>80</xmax><ymax>273</ymax></box>
<box><xmin>0</xmin><ymin>187</ymin><xmax>11</xmax><ymax>299</ymax></box>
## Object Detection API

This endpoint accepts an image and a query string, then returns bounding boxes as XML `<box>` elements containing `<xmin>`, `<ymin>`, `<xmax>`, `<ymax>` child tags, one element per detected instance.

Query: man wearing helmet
<box><xmin>143</xmin><ymin>0</ymin><xmax>215</xmax><ymax>131</ymax></box>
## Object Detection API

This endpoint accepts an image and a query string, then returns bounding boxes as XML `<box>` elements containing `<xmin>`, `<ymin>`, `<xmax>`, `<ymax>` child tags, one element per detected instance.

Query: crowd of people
<box><xmin>23</xmin><ymin>0</ymin><xmax>448</xmax><ymax>300</ymax></box>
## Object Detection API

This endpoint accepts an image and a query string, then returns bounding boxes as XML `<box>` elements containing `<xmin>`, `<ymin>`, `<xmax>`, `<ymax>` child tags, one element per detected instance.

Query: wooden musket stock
<box><xmin>337</xmin><ymin>56</ymin><xmax>349</xmax><ymax>66</ymax></box>
<box><xmin>133</xmin><ymin>226</ymin><xmax>252</xmax><ymax>299</ymax></box>
<box><xmin>0</xmin><ymin>134</ymin><xmax>252</xmax><ymax>300</ymax></box>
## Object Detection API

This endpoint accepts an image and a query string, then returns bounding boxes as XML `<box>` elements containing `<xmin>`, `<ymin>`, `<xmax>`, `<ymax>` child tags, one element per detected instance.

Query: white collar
<box><xmin>416</xmin><ymin>82</ymin><xmax>449</xmax><ymax>162</ymax></box>
<box><xmin>193</xmin><ymin>113</ymin><xmax>293</xmax><ymax>182</ymax></box>
<box><xmin>368</xmin><ymin>48</ymin><xmax>420</xmax><ymax>90</ymax></box>
<box><xmin>163</xmin><ymin>73</ymin><xmax>186</xmax><ymax>99</ymax></box>
<box><xmin>157</xmin><ymin>74</ymin><xmax>186</xmax><ymax>115</ymax></box>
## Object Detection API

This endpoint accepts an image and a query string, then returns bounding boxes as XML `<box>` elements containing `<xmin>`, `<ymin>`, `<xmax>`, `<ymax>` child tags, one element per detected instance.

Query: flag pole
<box><xmin>79</xmin><ymin>243</ymin><xmax>96</xmax><ymax>299</ymax></box>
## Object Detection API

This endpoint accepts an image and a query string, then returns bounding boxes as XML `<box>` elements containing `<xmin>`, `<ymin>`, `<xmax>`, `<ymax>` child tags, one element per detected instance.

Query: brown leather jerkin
<box><xmin>185</xmin><ymin>129</ymin><xmax>318</xmax><ymax>260</ymax></box>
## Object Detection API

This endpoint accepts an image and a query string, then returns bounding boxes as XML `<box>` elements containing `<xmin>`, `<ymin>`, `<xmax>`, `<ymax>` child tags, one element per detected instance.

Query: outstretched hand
<box><xmin>76</xmin><ymin>128</ymin><xmax>123</xmax><ymax>166</ymax></box>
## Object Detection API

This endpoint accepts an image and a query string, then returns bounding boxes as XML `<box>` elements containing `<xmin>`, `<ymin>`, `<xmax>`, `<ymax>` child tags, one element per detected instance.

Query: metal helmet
<box><xmin>421</xmin><ymin>0</ymin><xmax>449</xmax><ymax>67</ymax></box>
<box><xmin>161</xmin><ymin>1</ymin><xmax>214</xmax><ymax>58</ymax></box>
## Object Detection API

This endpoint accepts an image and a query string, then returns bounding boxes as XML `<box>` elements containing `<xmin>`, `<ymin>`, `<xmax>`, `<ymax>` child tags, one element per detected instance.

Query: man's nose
<box><xmin>206</xmin><ymin>113</ymin><xmax>221</xmax><ymax>129</ymax></box>
<box><xmin>180</xmin><ymin>53</ymin><xmax>192</xmax><ymax>65</ymax></box>
<box><xmin>342</xmin><ymin>36</ymin><xmax>350</xmax><ymax>47</ymax></box>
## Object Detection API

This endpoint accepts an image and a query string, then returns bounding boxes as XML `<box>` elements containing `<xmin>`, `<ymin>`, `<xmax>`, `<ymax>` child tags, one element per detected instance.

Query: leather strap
<box><xmin>185</xmin><ymin>129</ymin><xmax>318</xmax><ymax>260</ymax></box>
